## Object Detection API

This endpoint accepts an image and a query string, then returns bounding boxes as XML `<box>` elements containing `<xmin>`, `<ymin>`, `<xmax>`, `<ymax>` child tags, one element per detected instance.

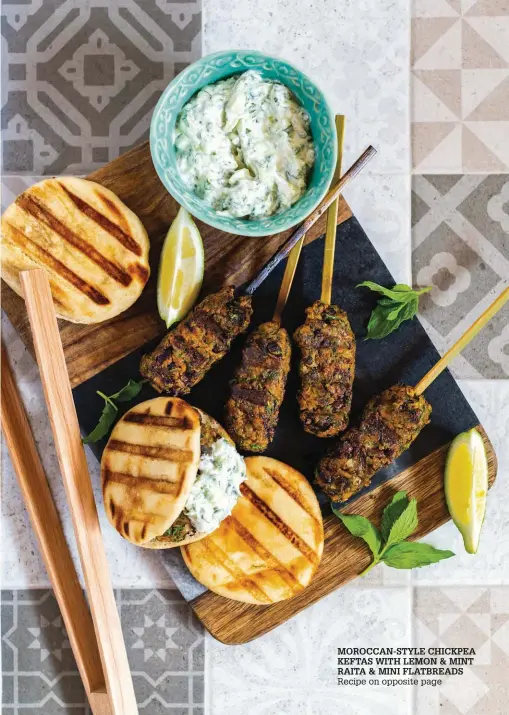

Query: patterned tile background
<box><xmin>206</xmin><ymin>585</ymin><xmax>412</xmax><ymax>715</ymax></box>
<box><xmin>1</xmin><ymin>589</ymin><xmax>205</xmax><ymax>714</ymax></box>
<box><xmin>1</xmin><ymin>0</ymin><xmax>201</xmax><ymax>175</ymax></box>
<box><xmin>412</xmin><ymin>174</ymin><xmax>509</xmax><ymax>378</ymax></box>
<box><xmin>412</xmin><ymin>0</ymin><xmax>509</xmax><ymax>173</ymax></box>
<box><xmin>1</xmin><ymin>2</ymin><xmax>203</xmax><ymax>712</ymax></box>
<box><xmin>1</xmin><ymin>0</ymin><xmax>509</xmax><ymax>714</ymax></box>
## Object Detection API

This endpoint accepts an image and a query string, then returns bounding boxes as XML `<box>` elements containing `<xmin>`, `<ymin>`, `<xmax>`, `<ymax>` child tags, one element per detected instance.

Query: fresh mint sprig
<box><xmin>333</xmin><ymin>491</ymin><xmax>454</xmax><ymax>574</ymax></box>
<box><xmin>82</xmin><ymin>378</ymin><xmax>146</xmax><ymax>444</ymax></box>
<box><xmin>357</xmin><ymin>281</ymin><xmax>431</xmax><ymax>340</ymax></box>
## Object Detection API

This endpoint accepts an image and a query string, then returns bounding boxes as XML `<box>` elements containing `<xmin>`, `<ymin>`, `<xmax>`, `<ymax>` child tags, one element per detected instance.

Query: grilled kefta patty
<box><xmin>140</xmin><ymin>287</ymin><xmax>253</xmax><ymax>395</ymax></box>
<box><xmin>316</xmin><ymin>385</ymin><xmax>432</xmax><ymax>502</ymax></box>
<box><xmin>294</xmin><ymin>301</ymin><xmax>356</xmax><ymax>437</ymax></box>
<box><xmin>225</xmin><ymin>321</ymin><xmax>291</xmax><ymax>452</ymax></box>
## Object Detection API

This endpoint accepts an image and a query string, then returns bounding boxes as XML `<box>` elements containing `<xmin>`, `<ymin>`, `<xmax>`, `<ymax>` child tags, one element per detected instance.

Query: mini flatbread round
<box><xmin>142</xmin><ymin>409</ymin><xmax>236</xmax><ymax>550</ymax></box>
<box><xmin>1</xmin><ymin>177</ymin><xmax>150</xmax><ymax>323</ymax></box>
<box><xmin>101</xmin><ymin>397</ymin><xmax>201</xmax><ymax>546</ymax></box>
<box><xmin>181</xmin><ymin>456</ymin><xmax>324</xmax><ymax>605</ymax></box>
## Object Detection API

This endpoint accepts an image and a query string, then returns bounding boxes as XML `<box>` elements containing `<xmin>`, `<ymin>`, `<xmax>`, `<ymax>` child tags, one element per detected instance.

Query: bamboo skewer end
<box><xmin>415</xmin><ymin>286</ymin><xmax>509</xmax><ymax>395</ymax></box>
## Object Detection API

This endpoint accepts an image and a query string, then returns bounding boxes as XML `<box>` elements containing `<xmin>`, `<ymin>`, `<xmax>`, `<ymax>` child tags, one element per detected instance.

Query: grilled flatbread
<box><xmin>101</xmin><ymin>397</ymin><xmax>201</xmax><ymax>546</ymax></box>
<box><xmin>1</xmin><ymin>177</ymin><xmax>150</xmax><ymax>323</ymax></box>
<box><xmin>181</xmin><ymin>456</ymin><xmax>324</xmax><ymax>605</ymax></box>
<box><xmin>142</xmin><ymin>409</ymin><xmax>235</xmax><ymax>550</ymax></box>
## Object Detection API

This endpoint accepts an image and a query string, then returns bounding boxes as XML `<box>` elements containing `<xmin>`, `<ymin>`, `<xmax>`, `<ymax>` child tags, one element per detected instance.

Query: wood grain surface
<box><xmin>1</xmin><ymin>141</ymin><xmax>351</xmax><ymax>387</ymax></box>
<box><xmin>190</xmin><ymin>426</ymin><xmax>497</xmax><ymax>645</ymax></box>
<box><xmin>21</xmin><ymin>269</ymin><xmax>138</xmax><ymax>715</ymax></box>
<box><xmin>1</xmin><ymin>345</ymin><xmax>111</xmax><ymax>715</ymax></box>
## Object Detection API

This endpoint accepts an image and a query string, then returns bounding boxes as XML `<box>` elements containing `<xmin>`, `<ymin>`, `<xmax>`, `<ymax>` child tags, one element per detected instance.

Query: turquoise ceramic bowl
<box><xmin>150</xmin><ymin>50</ymin><xmax>337</xmax><ymax>237</ymax></box>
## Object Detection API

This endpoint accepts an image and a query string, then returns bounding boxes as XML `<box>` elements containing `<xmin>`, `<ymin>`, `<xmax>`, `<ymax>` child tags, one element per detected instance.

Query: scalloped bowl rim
<box><xmin>149</xmin><ymin>50</ymin><xmax>337</xmax><ymax>238</ymax></box>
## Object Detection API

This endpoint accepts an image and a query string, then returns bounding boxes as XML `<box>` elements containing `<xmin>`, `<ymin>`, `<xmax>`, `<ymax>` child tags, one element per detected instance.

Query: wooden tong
<box><xmin>1</xmin><ymin>269</ymin><xmax>138</xmax><ymax>715</ymax></box>
<box><xmin>1</xmin><ymin>345</ymin><xmax>112</xmax><ymax>715</ymax></box>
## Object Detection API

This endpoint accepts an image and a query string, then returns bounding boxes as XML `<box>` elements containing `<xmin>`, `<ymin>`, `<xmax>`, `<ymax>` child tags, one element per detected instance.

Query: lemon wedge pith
<box><xmin>157</xmin><ymin>206</ymin><xmax>204</xmax><ymax>329</ymax></box>
<box><xmin>445</xmin><ymin>428</ymin><xmax>488</xmax><ymax>554</ymax></box>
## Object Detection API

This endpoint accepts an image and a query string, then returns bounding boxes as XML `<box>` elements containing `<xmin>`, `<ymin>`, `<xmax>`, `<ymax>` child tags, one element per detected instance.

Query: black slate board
<box><xmin>73</xmin><ymin>216</ymin><xmax>479</xmax><ymax>510</ymax></box>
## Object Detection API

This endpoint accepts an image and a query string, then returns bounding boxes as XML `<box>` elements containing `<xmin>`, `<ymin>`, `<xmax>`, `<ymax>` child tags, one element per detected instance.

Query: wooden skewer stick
<box><xmin>321</xmin><ymin>115</ymin><xmax>346</xmax><ymax>305</ymax></box>
<box><xmin>240</xmin><ymin>145</ymin><xmax>377</xmax><ymax>297</ymax></box>
<box><xmin>20</xmin><ymin>269</ymin><xmax>139</xmax><ymax>715</ymax></box>
<box><xmin>415</xmin><ymin>286</ymin><xmax>509</xmax><ymax>395</ymax></box>
<box><xmin>0</xmin><ymin>345</ymin><xmax>112</xmax><ymax>715</ymax></box>
<box><xmin>273</xmin><ymin>114</ymin><xmax>346</xmax><ymax>325</ymax></box>
<box><xmin>272</xmin><ymin>236</ymin><xmax>305</xmax><ymax>325</ymax></box>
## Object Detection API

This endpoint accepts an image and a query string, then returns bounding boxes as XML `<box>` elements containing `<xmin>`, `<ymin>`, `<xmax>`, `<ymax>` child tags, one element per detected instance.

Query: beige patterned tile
<box><xmin>413</xmin><ymin>586</ymin><xmax>509</xmax><ymax>714</ymax></box>
<box><xmin>412</xmin><ymin>4</ymin><xmax>509</xmax><ymax>172</ymax></box>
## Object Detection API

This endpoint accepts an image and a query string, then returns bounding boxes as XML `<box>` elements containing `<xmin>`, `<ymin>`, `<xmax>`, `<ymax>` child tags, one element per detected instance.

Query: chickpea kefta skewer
<box><xmin>225</xmin><ymin>114</ymin><xmax>347</xmax><ymax>452</ymax></box>
<box><xmin>141</xmin><ymin>147</ymin><xmax>377</xmax><ymax>397</ymax></box>
<box><xmin>316</xmin><ymin>287</ymin><xmax>509</xmax><ymax>503</ymax></box>
<box><xmin>293</xmin><ymin>116</ymin><xmax>357</xmax><ymax>438</ymax></box>
<box><xmin>223</xmin><ymin>209</ymin><xmax>305</xmax><ymax>453</ymax></box>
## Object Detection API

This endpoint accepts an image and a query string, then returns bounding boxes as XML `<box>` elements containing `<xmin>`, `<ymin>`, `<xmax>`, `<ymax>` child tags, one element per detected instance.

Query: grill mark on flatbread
<box><xmin>197</xmin><ymin>538</ymin><xmax>273</xmax><ymax>604</ymax></box>
<box><xmin>107</xmin><ymin>439</ymin><xmax>194</xmax><ymax>462</ymax></box>
<box><xmin>131</xmin><ymin>262</ymin><xmax>150</xmax><ymax>283</ymax></box>
<box><xmin>98</xmin><ymin>193</ymin><xmax>130</xmax><ymax>232</ymax></box>
<box><xmin>228</xmin><ymin>516</ymin><xmax>302</xmax><ymax>592</ymax></box>
<box><xmin>123</xmin><ymin>412</ymin><xmax>192</xmax><ymax>430</ymax></box>
<box><xmin>58</xmin><ymin>182</ymin><xmax>143</xmax><ymax>257</ymax></box>
<box><xmin>3</xmin><ymin>222</ymin><xmax>110</xmax><ymax>306</ymax></box>
<box><xmin>240</xmin><ymin>483</ymin><xmax>319</xmax><ymax>566</ymax></box>
<box><xmin>16</xmin><ymin>194</ymin><xmax>133</xmax><ymax>287</ymax></box>
<box><xmin>263</xmin><ymin>468</ymin><xmax>322</xmax><ymax>527</ymax></box>
<box><xmin>103</xmin><ymin>469</ymin><xmax>181</xmax><ymax>495</ymax></box>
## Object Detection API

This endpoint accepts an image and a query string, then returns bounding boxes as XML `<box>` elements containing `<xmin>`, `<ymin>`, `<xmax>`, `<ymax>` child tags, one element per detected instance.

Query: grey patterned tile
<box><xmin>1</xmin><ymin>589</ymin><xmax>205</xmax><ymax>714</ymax></box>
<box><xmin>1</xmin><ymin>0</ymin><xmax>201</xmax><ymax>175</ymax></box>
<box><xmin>412</xmin><ymin>174</ymin><xmax>509</xmax><ymax>378</ymax></box>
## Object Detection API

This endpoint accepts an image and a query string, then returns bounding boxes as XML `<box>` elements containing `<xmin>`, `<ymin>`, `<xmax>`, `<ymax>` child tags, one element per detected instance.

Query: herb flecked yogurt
<box><xmin>174</xmin><ymin>70</ymin><xmax>315</xmax><ymax>219</ymax></box>
<box><xmin>184</xmin><ymin>437</ymin><xmax>247</xmax><ymax>533</ymax></box>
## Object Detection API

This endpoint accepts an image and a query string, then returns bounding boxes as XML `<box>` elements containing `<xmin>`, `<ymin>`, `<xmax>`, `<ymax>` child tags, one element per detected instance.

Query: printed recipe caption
<box><xmin>337</xmin><ymin>647</ymin><xmax>476</xmax><ymax>687</ymax></box>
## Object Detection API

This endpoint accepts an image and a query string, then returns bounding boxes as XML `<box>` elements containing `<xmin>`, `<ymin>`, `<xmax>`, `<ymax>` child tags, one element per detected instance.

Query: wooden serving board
<box><xmin>72</xmin><ymin>210</ymin><xmax>498</xmax><ymax>646</ymax></box>
<box><xmin>1</xmin><ymin>141</ymin><xmax>351</xmax><ymax>387</ymax></box>
<box><xmin>4</xmin><ymin>140</ymin><xmax>498</xmax><ymax>647</ymax></box>
<box><xmin>190</xmin><ymin>428</ymin><xmax>497</xmax><ymax>644</ymax></box>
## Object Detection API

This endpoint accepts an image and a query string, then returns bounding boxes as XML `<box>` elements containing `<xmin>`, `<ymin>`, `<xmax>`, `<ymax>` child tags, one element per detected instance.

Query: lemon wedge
<box><xmin>445</xmin><ymin>428</ymin><xmax>488</xmax><ymax>554</ymax></box>
<box><xmin>157</xmin><ymin>206</ymin><xmax>204</xmax><ymax>328</ymax></box>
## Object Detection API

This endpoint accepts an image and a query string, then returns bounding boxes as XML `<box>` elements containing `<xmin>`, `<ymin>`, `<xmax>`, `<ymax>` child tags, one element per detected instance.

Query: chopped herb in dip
<box><xmin>183</xmin><ymin>438</ymin><xmax>246</xmax><ymax>533</ymax></box>
<box><xmin>174</xmin><ymin>70</ymin><xmax>315</xmax><ymax>219</ymax></box>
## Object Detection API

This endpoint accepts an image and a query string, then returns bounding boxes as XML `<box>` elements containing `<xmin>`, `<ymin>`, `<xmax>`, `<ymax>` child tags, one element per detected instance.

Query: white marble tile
<box><xmin>344</xmin><ymin>173</ymin><xmax>413</xmax><ymax>283</ymax></box>
<box><xmin>1</xmin><ymin>315</ymin><xmax>173</xmax><ymax>590</ymax></box>
<box><xmin>205</xmin><ymin>587</ymin><xmax>412</xmax><ymax>715</ymax></box>
<box><xmin>411</xmin><ymin>379</ymin><xmax>509</xmax><ymax>586</ymax></box>
<box><xmin>203</xmin><ymin>0</ymin><xmax>411</xmax><ymax>175</ymax></box>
